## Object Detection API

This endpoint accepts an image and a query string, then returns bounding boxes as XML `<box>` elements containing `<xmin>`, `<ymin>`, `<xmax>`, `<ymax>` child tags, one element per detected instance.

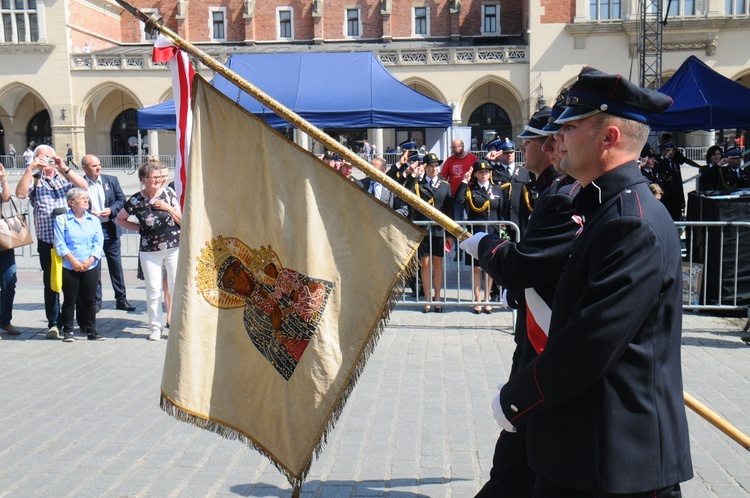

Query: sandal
<box><xmin>472</xmin><ymin>306</ymin><xmax>482</xmax><ymax>314</ymax></box>
<box><xmin>484</xmin><ymin>306</ymin><xmax>493</xmax><ymax>314</ymax></box>
<box><xmin>434</xmin><ymin>306</ymin><xmax>443</xmax><ymax>313</ymax></box>
<box><xmin>422</xmin><ymin>305</ymin><xmax>432</xmax><ymax>313</ymax></box>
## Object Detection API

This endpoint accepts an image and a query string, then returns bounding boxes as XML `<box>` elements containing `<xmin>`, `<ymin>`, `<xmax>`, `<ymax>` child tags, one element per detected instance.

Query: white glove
<box><xmin>502</xmin><ymin>289</ymin><xmax>509</xmax><ymax>308</ymax></box>
<box><xmin>492</xmin><ymin>383</ymin><xmax>517</xmax><ymax>433</ymax></box>
<box><xmin>459</xmin><ymin>232</ymin><xmax>488</xmax><ymax>260</ymax></box>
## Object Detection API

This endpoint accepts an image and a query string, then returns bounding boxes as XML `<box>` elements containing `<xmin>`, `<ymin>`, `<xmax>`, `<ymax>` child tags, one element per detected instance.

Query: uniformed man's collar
<box><xmin>573</xmin><ymin>161</ymin><xmax>645</xmax><ymax>214</ymax></box>
<box><xmin>535</xmin><ymin>165</ymin><xmax>562</xmax><ymax>191</ymax></box>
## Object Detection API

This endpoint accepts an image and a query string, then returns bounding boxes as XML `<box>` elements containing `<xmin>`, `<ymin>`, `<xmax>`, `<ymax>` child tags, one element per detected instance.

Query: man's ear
<box><xmin>601</xmin><ymin>125</ymin><xmax>621</xmax><ymax>151</ymax></box>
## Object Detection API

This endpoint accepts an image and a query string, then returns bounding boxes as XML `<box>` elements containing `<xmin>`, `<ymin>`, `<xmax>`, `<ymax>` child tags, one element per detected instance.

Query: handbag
<box><xmin>50</xmin><ymin>248</ymin><xmax>63</xmax><ymax>293</ymax></box>
<box><xmin>0</xmin><ymin>197</ymin><xmax>33</xmax><ymax>250</ymax></box>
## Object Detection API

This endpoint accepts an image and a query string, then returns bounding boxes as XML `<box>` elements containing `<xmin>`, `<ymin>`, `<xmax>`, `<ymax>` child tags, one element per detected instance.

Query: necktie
<box><xmin>482</xmin><ymin>186</ymin><xmax>488</xmax><ymax>195</ymax></box>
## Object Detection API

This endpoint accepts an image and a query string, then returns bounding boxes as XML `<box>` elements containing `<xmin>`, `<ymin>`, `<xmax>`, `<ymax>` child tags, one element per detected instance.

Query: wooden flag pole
<box><xmin>114</xmin><ymin>0</ymin><xmax>750</xmax><ymax>454</ymax></box>
<box><xmin>114</xmin><ymin>0</ymin><xmax>469</xmax><ymax>242</ymax></box>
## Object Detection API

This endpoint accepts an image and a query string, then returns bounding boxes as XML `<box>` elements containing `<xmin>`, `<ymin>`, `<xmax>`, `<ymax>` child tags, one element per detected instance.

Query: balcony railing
<box><xmin>71</xmin><ymin>45</ymin><xmax>528</xmax><ymax>71</ymax></box>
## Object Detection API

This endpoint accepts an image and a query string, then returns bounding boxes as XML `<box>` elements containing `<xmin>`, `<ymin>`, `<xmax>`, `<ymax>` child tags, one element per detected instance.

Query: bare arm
<box><xmin>115</xmin><ymin>206</ymin><xmax>140</xmax><ymax>232</ymax></box>
<box><xmin>0</xmin><ymin>164</ymin><xmax>10</xmax><ymax>202</ymax></box>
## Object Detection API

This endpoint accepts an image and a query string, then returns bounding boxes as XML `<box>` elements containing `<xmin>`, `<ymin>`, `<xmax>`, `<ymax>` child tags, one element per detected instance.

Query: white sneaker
<box><xmin>46</xmin><ymin>326</ymin><xmax>61</xmax><ymax>339</ymax></box>
<box><xmin>148</xmin><ymin>327</ymin><xmax>162</xmax><ymax>341</ymax></box>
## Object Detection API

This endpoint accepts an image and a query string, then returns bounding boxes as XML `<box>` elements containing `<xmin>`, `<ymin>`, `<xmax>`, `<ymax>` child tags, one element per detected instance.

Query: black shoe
<box><xmin>95</xmin><ymin>302</ymin><xmax>102</xmax><ymax>313</ymax></box>
<box><xmin>116</xmin><ymin>300</ymin><xmax>136</xmax><ymax>312</ymax></box>
<box><xmin>87</xmin><ymin>333</ymin><xmax>106</xmax><ymax>341</ymax></box>
<box><xmin>62</xmin><ymin>332</ymin><xmax>75</xmax><ymax>343</ymax></box>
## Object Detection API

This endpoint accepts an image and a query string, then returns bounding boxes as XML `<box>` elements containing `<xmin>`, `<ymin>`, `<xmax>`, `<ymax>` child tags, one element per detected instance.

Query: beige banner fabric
<box><xmin>161</xmin><ymin>76</ymin><xmax>423</xmax><ymax>487</ymax></box>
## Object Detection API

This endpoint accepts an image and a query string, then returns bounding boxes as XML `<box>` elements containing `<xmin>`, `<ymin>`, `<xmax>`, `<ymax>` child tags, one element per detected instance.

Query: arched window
<box><xmin>27</xmin><ymin>110</ymin><xmax>51</xmax><ymax>147</ymax></box>
<box><xmin>468</xmin><ymin>103</ymin><xmax>511</xmax><ymax>150</ymax></box>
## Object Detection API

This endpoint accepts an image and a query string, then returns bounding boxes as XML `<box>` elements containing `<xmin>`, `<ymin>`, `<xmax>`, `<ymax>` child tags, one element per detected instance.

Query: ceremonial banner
<box><xmin>161</xmin><ymin>76</ymin><xmax>423</xmax><ymax>487</ymax></box>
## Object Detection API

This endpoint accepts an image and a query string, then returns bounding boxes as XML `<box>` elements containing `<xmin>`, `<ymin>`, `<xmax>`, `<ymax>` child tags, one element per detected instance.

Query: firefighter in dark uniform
<box><xmin>455</xmin><ymin>159</ymin><xmax>504</xmax><ymax>312</ymax></box>
<box><xmin>487</xmin><ymin>138</ymin><xmax>533</xmax><ymax>239</ymax></box>
<box><xmin>715</xmin><ymin>147</ymin><xmax>750</xmax><ymax>189</ymax></box>
<box><xmin>401</xmin><ymin>152</ymin><xmax>453</xmax><ymax>312</ymax></box>
<box><xmin>467</xmin><ymin>101</ymin><xmax>581</xmax><ymax>497</ymax></box>
<box><xmin>654</xmin><ymin>140</ymin><xmax>686</xmax><ymax>220</ymax></box>
<box><xmin>471</xmin><ymin>67</ymin><xmax>693</xmax><ymax>497</ymax></box>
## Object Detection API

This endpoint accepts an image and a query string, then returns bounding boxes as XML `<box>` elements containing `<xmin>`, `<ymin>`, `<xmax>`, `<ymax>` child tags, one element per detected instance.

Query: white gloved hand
<box><xmin>459</xmin><ymin>232</ymin><xmax>488</xmax><ymax>260</ymax></box>
<box><xmin>502</xmin><ymin>289</ymin><xmax>509</xmax><ymax>308</ymax></box>
<box><xmin>492</xmin><ymin>383</ymin><xmax>517</xmax><ymax>433</ymax></box>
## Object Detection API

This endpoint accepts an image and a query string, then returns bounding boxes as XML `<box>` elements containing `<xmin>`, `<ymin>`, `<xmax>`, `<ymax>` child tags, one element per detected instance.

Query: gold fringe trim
<box><xmin>160</xmin><ymin>246</ymin><xmax>419</xmax><ymax>492</ymax></box>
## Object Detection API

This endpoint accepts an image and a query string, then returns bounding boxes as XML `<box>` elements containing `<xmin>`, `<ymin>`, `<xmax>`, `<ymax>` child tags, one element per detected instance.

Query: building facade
<box><xmin>0</xmin><ymin>0</ymin><xmax>748</xmax><ymax>161</ymax></box>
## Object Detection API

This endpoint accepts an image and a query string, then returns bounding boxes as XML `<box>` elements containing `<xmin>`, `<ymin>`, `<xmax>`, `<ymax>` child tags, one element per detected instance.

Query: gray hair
<box><xmin>34</xmin><ymin>144</ymin><xmax>55</xmax><ymax>157</ymax></box>
<box><xmin>66</xmin><ymin>187</ymin><xmax>89</xmax><ymax>204</ymax></box>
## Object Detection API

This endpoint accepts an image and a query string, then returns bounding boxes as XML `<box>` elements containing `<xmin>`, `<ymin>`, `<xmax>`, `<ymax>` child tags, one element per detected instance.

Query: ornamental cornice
<box><xmin>0</xmin><ymin>43</ymin><xmax>55</xmax><ymax>55</ymax></box>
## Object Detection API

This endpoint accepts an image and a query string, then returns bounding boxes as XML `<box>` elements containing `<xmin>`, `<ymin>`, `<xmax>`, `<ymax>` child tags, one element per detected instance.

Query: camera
<box><xmin>47</xmin><ymin>158</ymin><xmax>56</xmax><ymax>165</ymax></box>
<box><xmin>52</xmin><ymin>207</ymin><xmax>67</xmax><ymax>217</ymax></box>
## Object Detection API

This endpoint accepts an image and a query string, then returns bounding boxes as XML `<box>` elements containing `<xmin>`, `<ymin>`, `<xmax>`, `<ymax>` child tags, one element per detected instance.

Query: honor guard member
<box><xmin>402</xmin><ymin>152</ymin><xmax>453</xmax><ymax>312</ymax></box>
<box><xmin>480</xmin><ymin>67</ymin><xmax>693</xmax><ymax>497</ymax></box>
<box><xmin>467</xmin><ymin>102</ymin><xmax>581</xmax><ymax>498</ymax></box>
<box><xmin>654</xmin><ymin>140</ymin><xmax>686</xmax><ymax>220</ymax></box>
<box><xmin>716</xmin><ymin>147</ymin><xmax>750</xmax><ymax>189</ymax></box>
<box><xmin>639</xmin><ymin>143</ymin><xmax>664</xmax><ymax>187</ymax></box>
<box><xmin>387</xmin><ymin>140</ymin><xmax>419</xmax><ymax>182</ymax></box>
<box><xmin>487</xmin><ymin>138</ymin><xmax>533</xmax><ymax>239</ymax></box>
<box><xmin>455</xmin><ymin>159</ymin><xmax>504</xmax><ymax>312</ymax></box>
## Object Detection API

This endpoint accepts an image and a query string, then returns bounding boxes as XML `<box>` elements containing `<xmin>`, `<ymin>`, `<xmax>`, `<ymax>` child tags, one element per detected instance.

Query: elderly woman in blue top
<box><xmin>54</xmin><ymin>187</ymin><xmax>104</xmax><ymax>342</ymax></box>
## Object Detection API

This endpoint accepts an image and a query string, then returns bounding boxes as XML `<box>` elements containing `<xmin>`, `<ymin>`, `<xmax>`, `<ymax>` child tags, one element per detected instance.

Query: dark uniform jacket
<box><xmin>500</xmin><ymin>162</ymin><xmax>693</xmax><ymax>494</ymax></box>
<box><xmin>655</xmin><ymin>155</ymin><xmax>685</xmax><ymax>220</ymax></box>
<box><xmin>454</xmin><ymin>181</ymin><xmax>504</xmax><ymax>234</ymax></box>
<box><xmin>492</xmin><ymin>163</ymin><xmax>533</xmax><ymax>237</ymax></box>
<box><xmin>640</xmin><ymin>166</ymin><xmax>662</xmax><ymax>188</ymax></box>
<box><xmin>474</xmin><ymin>167</ymin><xmax>580</xmax><ymax>498</ymax></box>
<box><xmin>714</xmin><ymin>166</ymin><xmax>750</xmax><ymax>190</ymax></box>
<box><xmin>402</xmin><ymin>174</ymin><xmax>453</xmax><ymax>230</ymax></box>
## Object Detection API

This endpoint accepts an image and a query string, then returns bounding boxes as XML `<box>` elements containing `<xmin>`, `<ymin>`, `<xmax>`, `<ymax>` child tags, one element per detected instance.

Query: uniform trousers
<box><xmin>475</xmin><ymin>427</ymin><xmax>534</xmax><ymax>498</ymax></box>
<box><xmin>532</xmin><ymin>477</ymin><xmax>682</xmax><ymax>498</ymax></box>
<box><xmin>139</xmin><ymin>246</ymin><xmax>178</xmax><ymax>331</ymax></box>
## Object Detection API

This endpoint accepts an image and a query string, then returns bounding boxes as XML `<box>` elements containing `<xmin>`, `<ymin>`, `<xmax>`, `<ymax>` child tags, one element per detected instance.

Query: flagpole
<box><xmin>114</xmin><ymin>0</ymin><xmax>750</xmax><ymax>454</ymax></box>
<box><xmin>114</xmin><ymin>0</ymin><xmax>469</xmax><ymax>243</ymax></box>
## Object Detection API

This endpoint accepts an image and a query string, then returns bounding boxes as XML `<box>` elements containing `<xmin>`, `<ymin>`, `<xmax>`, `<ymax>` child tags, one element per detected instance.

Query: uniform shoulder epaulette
<box><xmin>618</xmin><ymin>188</ymin><xmax>644</xmax><ymax>218</ymax></box>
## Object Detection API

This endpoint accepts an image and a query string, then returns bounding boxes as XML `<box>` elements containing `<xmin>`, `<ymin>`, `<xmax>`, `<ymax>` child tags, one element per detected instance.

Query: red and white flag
<box><xmin>152</xmin><ymin>35</ymin><xmax>194</xmax><ymax>208</ymax></box>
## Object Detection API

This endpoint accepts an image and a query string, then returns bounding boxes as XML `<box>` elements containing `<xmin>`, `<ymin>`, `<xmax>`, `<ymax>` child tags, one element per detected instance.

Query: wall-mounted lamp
<box><xmin>60</xmin><ymin>108</ymin><xmax>66</xmax><ymax>121</ymax></box>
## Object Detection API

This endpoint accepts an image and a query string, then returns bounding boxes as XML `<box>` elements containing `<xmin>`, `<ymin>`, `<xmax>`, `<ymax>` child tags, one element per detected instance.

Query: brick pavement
<box><xmin>1</xmin><ymin>173</ymin><xmax>749</xmax><ymax>497</ymax></box>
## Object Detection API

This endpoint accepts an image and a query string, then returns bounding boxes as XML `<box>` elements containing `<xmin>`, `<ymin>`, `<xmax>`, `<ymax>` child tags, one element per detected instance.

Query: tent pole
<box><xmin>115</xmin><ymin>0</ymin><xmax>750</xmax><ymax>455</ymax></box>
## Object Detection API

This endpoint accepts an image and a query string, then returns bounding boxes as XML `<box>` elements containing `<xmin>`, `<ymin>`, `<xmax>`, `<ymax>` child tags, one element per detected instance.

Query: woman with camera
<box><xmin>15</xmin><ymin>145</ymin><xmax>88</xmax><ymax>339</ymax></box>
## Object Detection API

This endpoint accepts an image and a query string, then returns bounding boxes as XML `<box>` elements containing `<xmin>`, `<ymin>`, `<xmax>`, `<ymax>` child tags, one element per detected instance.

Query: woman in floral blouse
<box><xmin>116</xmin><ymin>158</ymin><xmax>181</xmax><ymax>341</ymax></box>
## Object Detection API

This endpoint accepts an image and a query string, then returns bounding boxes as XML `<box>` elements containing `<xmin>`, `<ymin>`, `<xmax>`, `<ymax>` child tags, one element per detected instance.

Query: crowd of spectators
<box><xmin>2</xmin><ymin>145</ymin><xmax>177</xmax><ymax>343</ymax></box>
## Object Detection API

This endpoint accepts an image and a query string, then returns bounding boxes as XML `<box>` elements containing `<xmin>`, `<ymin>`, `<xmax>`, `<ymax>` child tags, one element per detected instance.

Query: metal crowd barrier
<box><xmin>679</xmin><ymin>221</ymin><xmax>750</xmax><ymax>324</ymax></box>
<box><xmin>0</xmin><ymin>154</ymin><xmax>176</xmax><ymax>175</ymax></box>
<box><xmin>401</xmin><ymin>219</ymin><xmax>750</xmax><ymax>326</ymax></box>
<box><xmin>404</xmin><ymin>220</ymin><xmax>521</xmax><ymax>308</ymax></box>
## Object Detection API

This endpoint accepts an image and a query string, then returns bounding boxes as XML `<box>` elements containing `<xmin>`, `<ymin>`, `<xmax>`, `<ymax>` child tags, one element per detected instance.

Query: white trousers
<box><xmin>139</xmin><ymin>247</ymin><xmax>179</xmax><ymax>330</ymax></box>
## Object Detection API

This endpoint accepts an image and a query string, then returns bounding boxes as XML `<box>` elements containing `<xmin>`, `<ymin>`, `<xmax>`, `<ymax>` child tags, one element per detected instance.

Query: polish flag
<box><xmin>152</xmin><ymin>35</ymin><xmax>194</xmax><ymax>208</ymax></box>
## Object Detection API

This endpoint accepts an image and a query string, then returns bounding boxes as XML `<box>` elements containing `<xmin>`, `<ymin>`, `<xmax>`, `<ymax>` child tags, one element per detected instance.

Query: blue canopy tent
<box><xmin>137</xmin><ymin>52</ymin><xmax>453</xmax><ymax>130</ymax></box>
<box><xmin>650</xmin><ymin>56</ymin><xmax>750</xmax><ymax>131</ymax></box>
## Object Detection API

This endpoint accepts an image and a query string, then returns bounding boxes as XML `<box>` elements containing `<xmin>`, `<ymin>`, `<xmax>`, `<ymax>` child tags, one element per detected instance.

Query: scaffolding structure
<box><xmin>639</xmin><ymin>0</ymin><xmax>664</xmax><ymax>89</ymax></box>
